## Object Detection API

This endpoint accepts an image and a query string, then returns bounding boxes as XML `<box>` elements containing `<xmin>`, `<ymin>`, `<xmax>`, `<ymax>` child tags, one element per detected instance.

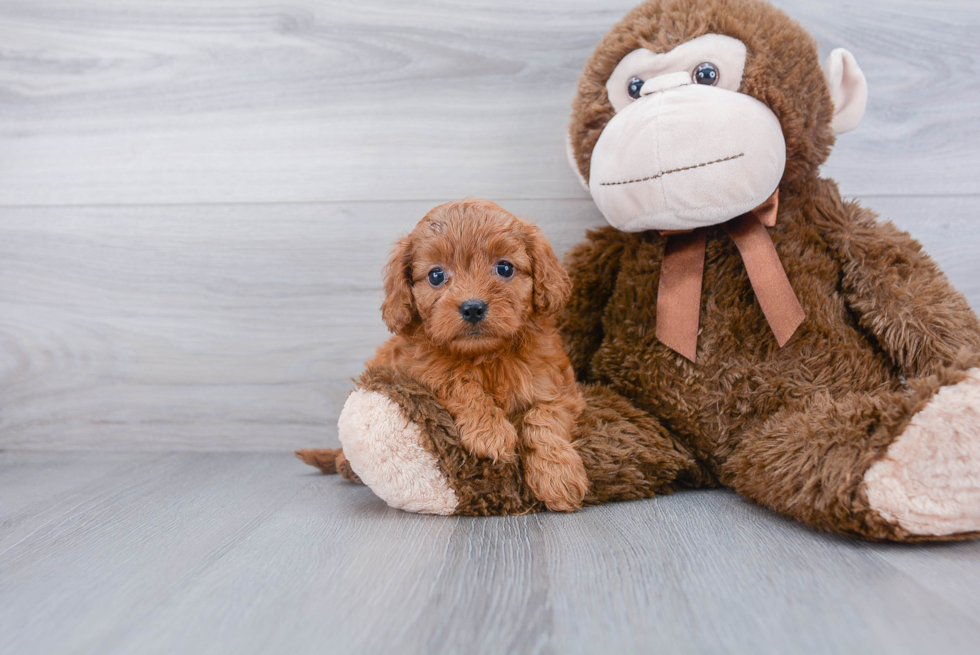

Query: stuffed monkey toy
<box><xmin>300</xmin><ymin>0</ymin><xmax>980</xmax><ymax>542</ymax></box>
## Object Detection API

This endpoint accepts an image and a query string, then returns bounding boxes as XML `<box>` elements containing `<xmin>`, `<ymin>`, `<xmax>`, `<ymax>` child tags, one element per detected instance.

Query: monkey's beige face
<box><xmin>589</xmin><ymin>34</ymin><xmax>786</xmax><ymax>232</ymax></box>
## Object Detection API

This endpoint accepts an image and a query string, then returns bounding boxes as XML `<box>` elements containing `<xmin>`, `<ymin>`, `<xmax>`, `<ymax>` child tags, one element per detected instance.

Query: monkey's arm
<box><xmin>822</xmin><ymin>196</ymin><xmax>980</xmax><ymax>378</ymax></box>
<box><xmin>558</xmin><ymin>227</ymin><xmax>627</xmax><ymax>380</ymax></box>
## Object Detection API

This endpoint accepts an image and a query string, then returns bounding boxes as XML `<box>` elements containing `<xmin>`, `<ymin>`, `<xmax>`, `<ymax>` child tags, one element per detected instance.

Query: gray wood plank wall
<box><xmin>1</xmin><ymin>0</ymin><xmax>978</xmax><ymax>450</ymax></box>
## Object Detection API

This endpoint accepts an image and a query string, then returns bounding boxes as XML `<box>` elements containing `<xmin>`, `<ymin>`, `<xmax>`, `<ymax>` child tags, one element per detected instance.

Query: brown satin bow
<box><xmin>655</xmin><ymin>190</ymin><xmax>805</xmax><ymax>362</ymax></box>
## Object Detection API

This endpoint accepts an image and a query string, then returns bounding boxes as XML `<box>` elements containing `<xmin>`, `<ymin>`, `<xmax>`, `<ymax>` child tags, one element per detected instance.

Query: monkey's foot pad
<box><xmin>865</xmin><ymin>368</ymin><xmax>980</xmax><ymax>536</ymax></box>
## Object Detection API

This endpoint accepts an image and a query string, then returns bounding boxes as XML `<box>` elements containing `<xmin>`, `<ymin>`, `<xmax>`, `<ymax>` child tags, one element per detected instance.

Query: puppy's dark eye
<box><xmin>694</xmin><ymin>62</ymin><xmax>719</xmax><ymax>86</ymax></box>
<box><xmin>427</xmin><ymin>268</ymin><xmax>445</xmax><ymax>286</ymax></box>
<box><xmin>495</xmin><ymin>261</ymin><xmax>515</xmax><ymax>278</ymax></box>
<box><xmin>627</xmin><ymin>76</ymin><xmax>644</xmax><ymax>100</ymax></box>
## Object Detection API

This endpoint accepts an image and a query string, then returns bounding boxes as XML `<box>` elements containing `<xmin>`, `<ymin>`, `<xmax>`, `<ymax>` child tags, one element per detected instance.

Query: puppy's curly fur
<box><xmin>301</xmin><ymin>199</ymin><xmax>589</xmax><ymax>512</ymax></box>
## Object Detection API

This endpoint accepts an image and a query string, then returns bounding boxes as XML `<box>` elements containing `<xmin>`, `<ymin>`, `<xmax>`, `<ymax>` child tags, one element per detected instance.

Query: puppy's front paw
<box><xmin>525</xmin><ymin>440</ymin><xmax>589</xmax><ymax>512</ymax></box>
<box><xmin>459</xmin><ymin>417</ymin><xmax>518</xmax><ymax>464</ymax></box>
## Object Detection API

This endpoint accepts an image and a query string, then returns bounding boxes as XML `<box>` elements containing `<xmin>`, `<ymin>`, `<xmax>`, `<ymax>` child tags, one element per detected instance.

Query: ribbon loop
<box><xmin>654</xmin><ymin>190</ymin><xmax>804</xmax><ymax>362</ymax></box>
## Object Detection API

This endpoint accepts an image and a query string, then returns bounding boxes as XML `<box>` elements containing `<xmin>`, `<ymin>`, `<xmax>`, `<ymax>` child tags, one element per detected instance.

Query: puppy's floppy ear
<box><xmin>524</xmin><ymin>222</ymin><xmax>571</xmax><ymax>314</ymax></box>
<box><xmin>380</xmin><ymin>235</ymin><xmax>417</xmax><ymax>334</ymax></box>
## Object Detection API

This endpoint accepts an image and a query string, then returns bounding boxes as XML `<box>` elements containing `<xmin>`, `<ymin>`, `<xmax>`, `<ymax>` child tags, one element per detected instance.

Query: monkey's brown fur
<box><xmin>569</xmin><ymin>0</ymin><xmax>837</xmax><ymax>198</ymax></box>
<box><xmin>560</xmin><ymin>0</ymin><xmax>980</xmax><ymax>540</ymax></box>
<box><xmin>558</xmin><ymin>185</ymin><xmax>980</xmax><ymax>540</ymax></box>
<box><xmin>302</xmin><ymin>0</ymin><xmax>980</xmax><ymax>541</ymax></box>
<box><xmin>312</xmin><ymin>366</ymin><xmax>711</xmax><ymax>516</ymax></box>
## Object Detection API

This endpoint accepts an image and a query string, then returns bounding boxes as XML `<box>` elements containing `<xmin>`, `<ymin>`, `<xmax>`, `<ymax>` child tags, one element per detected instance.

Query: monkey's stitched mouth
<box><xmin>599</xmin><ymin>153</ymin><xmax>745</xmax><ymax>187</ymax></box>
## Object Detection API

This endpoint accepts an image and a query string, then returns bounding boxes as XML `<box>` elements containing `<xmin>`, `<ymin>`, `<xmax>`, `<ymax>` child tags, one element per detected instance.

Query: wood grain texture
<box><xmin>1</xmin><ymin>197</ymin><xmax>976</xmax><ymax>451</ymax></box>
<box><xmin>1</xmin><ymin>452</ymin><xmax>979</xmax><ymax>655</ymax></box>
<box><xmin>0</xmin><ymin>0</ymin><xmax>978</xmax><ymax>450</ymax></box>
<box><xmin>0</xmin><ymin>199</ymin><xmax>605</xmax><ymax>450</ymax></box>
<box><xmin>2</xmin><ymin>3</ymin><xmax>979</xmax><ymax>651</ymax></box>
<box><xmin>0</xmin><ymin>453</ymin><xmax>315</xmax><ymax>655</ymax></box>
<box><xmin>0</xmin><ymin>0</ymin><xmax>978</xmax><ymax>206</ymax></box>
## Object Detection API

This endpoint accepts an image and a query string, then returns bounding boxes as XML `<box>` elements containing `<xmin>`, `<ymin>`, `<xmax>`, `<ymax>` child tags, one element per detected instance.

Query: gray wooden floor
<box><xmin>1</xmin><ymin>452</ymin><xmax>979</xmax><ymax>655</ymax></box>
<box><xmin>2</xmin><ymin>1</ymin><xmax>980</xmax><ymax>653</ymax></box>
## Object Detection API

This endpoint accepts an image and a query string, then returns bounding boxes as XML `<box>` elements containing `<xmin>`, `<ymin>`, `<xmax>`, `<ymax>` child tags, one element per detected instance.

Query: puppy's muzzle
<box><xmin>459</xmin><ymin>299</ymin><xmax>488</xmax><ymax>325</ymax></box>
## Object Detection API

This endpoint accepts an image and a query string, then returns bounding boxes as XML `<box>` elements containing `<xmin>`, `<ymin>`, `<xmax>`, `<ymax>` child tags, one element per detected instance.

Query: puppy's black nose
<box><xmin>459</xmin><ymin>299</ymin><xmax>488</xmax><ymax>325</ymax></box>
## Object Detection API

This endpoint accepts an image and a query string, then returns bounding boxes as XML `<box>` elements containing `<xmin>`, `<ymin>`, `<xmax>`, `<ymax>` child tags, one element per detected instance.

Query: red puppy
<box><xmin>305</xmin><ymin>199</ymin><xmax>589</xmax><ymax>511</ymax></box>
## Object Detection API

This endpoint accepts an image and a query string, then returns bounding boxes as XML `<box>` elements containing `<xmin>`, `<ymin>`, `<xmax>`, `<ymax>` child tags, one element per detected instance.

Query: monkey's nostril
<box><xmin>459</xmin><ymin>299</ymin><xmax>488</xmax><ymax>325</ymax></box>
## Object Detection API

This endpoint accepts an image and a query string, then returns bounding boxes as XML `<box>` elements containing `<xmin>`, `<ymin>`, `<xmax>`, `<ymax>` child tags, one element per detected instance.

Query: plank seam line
<box><xmin>2</xmin><ymin>193</ymin><xmax>979</xmax><ymax>211</ymax></box>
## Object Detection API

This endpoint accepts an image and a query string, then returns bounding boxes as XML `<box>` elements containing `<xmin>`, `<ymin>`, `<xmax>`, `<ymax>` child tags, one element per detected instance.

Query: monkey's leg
<box><xmin>863</xmin><ymin>363</ymin><xmax>980</xmax><ymax>538</ymax></box>
<box><xmin>328</xmin><ymin>366</ymin><xmax>707</xmax><ymax>515</ymax></box>
<box><xmin>723</xmin><ymin>363</ymin><xmax>980</xmax><ymax>541</ymax></box>
<box><xmin>335</xmin><ymin>366</ymin><xmax>533</xmax><ymax>516</ymax></box>
<box><xmin>574</xmin><ymin>383</ymin><xmax>713</xmax><ymax>506</ymax></box>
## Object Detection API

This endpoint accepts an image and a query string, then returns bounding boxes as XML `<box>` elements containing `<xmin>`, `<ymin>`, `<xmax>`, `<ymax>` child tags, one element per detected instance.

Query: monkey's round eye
<box><xmin>495</xmin><ymin>261</ymin><xmax>515</xmax><ymax>278</ymax></box>
<box><xmin>427</xmin><ymin>268</ymin><xmax>446</xmax><ymax>286</ymax></box>
<box><xmin>694</xmin><ymin>62</ymin><xmax>719</xmax><ymax>86</ymax></box>
<box><xmin>627</xmin><ymin>76</ymin><xmax>645</xmax><ymax>100</ymax></box>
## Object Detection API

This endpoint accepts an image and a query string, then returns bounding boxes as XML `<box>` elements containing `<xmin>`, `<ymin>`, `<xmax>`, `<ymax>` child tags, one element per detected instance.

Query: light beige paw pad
<box><xmin>338</xmin><ymin>389</ymin><xmax>458</xmax><ymax>515</ymax></box>
<box><xmin>864</xmin><ymin>368</ymin><xmax>980</xmax><ymax>536</ymax></box>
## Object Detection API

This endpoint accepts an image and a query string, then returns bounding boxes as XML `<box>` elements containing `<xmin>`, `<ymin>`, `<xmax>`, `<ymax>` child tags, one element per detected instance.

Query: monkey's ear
<box><xmin>380</xmin><ymin>236</ymin><xmax>417</xmax><ymax>334</ymax></box>
<box><xmin>525</xmin><ymin>223</ymin><xmax>572</xmax><ymax>315</ymax></box>
<box><xmin>824</xmin><ymin>48</ymin><xmax>868</xmax><ymax>136</ymax></box>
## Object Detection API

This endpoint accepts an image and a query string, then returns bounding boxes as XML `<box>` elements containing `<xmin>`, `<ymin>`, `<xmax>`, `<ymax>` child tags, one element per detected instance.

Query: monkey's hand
<box><xmin>826</xmin><ymin>195</ymin><xmax>980</xmax><ymax>377</ymax></box>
